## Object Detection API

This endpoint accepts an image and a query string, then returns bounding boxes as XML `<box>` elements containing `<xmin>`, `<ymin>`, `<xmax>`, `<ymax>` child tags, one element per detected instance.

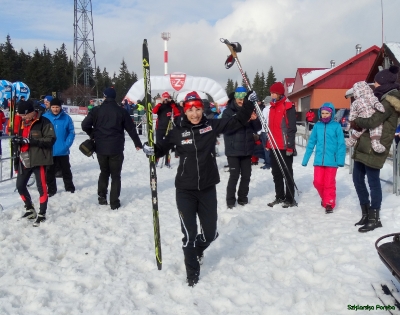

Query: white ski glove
<box><xmin>143</xmin><ymin>142</ymin><xmax>155</xmax><ymax>156</ymax></box>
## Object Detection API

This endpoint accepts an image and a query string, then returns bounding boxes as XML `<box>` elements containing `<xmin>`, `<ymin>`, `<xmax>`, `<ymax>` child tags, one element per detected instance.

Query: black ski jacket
<box><xmin>81</xmin><ymin>98</ymin><xmax>142</xmax><ymax>155</ymax></box>
<box><xmin>222</xmin><ymin>99</ymin><xmax>262</xmax><ymax>156</ymax></box>
<box><xmin>155</xmin><ymin>99</ymin><xmax>255</xmax><ymax>190</ymax></box>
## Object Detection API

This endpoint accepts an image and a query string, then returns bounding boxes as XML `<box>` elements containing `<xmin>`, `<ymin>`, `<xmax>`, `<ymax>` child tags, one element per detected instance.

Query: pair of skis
<box><xmin>142</xmin><ymin>39</ymin><xmax>162</xmax><ymax>270</ymax></box>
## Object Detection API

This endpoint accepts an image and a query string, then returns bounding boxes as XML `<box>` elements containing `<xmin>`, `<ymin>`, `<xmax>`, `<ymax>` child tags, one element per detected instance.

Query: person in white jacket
<box><xmin>259</xmin><ymin>96</ymin><xmax>272</xmax><ymax>169</ymax></box>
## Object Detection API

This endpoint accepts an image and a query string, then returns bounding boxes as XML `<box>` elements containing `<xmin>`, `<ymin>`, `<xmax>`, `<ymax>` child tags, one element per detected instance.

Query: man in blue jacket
<box><xmin>43</xmin><ymin>98</ymin><xmax>76</xmax><ymax>196</ymax></box>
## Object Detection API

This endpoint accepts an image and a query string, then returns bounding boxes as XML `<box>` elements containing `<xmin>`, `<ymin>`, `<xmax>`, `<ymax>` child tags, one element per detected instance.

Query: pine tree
<box><xmin>52</xmin><ymin>43</ymin><xmax>72</xmax><ymax>93</ymax></box>
<box><xmin>265</xmin><ymin>66</ymin><xmax>277</xmax><ymax>96</ymax></box>
<box><xmin>260</xmin><ymin>71</ymin><xmax>266</xmax><ymax>100</ymax></box>
<box><xmin>253</xmin><ymin>71</ymin><xmax>263</xmax><ymax>98</ymax></box>
<box><xmin>234</xmin><ymin>81</ymin><xmax>238</xmax><ymax>90</ymax></box>
<box><xmin>225</xmin><ymin>78</ymin><xmax>234</xmax><ymax>95</ymax></box>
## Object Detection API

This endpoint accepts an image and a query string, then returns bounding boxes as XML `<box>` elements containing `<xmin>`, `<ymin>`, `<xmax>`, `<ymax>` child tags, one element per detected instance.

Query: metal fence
<box><xmin>295</xmin><ymin>121</ymin><xmax>400</xmax><ymax>196</ymax></box>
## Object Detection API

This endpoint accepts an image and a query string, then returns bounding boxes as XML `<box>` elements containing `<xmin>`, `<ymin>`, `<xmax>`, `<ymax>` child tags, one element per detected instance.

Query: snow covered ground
<box><xmin>0</xmin><ymin>134</ymin><xmax>400</xmax><ymax>315</ymax></box>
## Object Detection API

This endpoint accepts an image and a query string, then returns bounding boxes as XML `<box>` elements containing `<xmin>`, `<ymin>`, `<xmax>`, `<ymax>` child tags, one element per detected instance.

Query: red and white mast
<box><xmin>161</xmin><ymin>32</ymin><xmax>171</xmax><ymax>75</ymax></box>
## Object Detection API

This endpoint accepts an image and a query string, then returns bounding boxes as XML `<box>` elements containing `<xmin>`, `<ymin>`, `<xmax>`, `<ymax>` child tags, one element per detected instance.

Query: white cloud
<box><xmin>1</xmin><ymin>0</ymin><xmax>400</xmax><ymax>91</ymax></box>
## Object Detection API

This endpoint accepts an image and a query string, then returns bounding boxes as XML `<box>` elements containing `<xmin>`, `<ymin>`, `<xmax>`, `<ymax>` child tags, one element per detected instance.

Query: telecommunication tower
<box><xmin>161</xmin><ymin>32</ymin><xmax>171</xmax><ymax>75</ymax></box>
<box><xmin>73</xmin><ymin>0</ymin><xmax>97</xmax><ymax>105</ymax></box>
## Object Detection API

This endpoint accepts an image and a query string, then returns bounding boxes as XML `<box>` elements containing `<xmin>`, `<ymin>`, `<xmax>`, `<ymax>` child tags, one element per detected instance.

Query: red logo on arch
<box><xmin>170</xmin><ymin>73</ymin><xmax>186</xmax><ymax>91</ymax></box>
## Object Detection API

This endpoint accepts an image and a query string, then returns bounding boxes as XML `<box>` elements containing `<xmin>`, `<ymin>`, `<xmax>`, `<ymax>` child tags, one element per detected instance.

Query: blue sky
<box><xmin>1</xmin><ymin>0</ymin><xmax>400</xmax><ymax>89</ymax></box>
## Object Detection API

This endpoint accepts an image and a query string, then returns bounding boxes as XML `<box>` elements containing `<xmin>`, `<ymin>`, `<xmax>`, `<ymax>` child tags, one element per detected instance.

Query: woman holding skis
<box><xmin>143</xmin><ymin>90</ymin><xmax>257</xmax><ymax>287</ymax></box>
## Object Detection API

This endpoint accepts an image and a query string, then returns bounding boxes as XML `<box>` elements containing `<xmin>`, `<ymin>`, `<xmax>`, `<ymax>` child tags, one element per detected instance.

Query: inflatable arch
<box><xmin>125</xmin><ymin>73</ymin><xmax>228</xmax><ymax>105</ymax></box>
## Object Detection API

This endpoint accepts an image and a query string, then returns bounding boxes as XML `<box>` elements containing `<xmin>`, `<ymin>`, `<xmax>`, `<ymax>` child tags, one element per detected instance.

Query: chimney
<box><xmin>355</xmin><ymin>44</ymin><xmax>362</xmax><ymax>55</ymax></box>
<box><xmin>330</xmin><ymin>60</ymin><xmax>335</xmax><ymax>68</ymax></box>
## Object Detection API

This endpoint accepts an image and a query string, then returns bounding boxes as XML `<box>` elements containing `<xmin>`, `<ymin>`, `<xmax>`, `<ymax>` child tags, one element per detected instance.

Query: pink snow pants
<box><xmin>313</xmin><ymin>166</ymin><xmax>338</xmax><ymax>209</ymax></box>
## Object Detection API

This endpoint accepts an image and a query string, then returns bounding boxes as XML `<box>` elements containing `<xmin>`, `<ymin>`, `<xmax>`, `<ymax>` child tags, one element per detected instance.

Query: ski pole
<box><xmin>220</xmin><ymin>38</ymin><xmax>299</xmax><ymax>198</ymax></box>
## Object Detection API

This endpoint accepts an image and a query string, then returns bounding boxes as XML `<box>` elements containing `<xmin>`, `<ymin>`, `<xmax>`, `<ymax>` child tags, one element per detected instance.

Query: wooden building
<box><xmin>288</xmin><ymin>45</ymin><xmax>380</xmax><ymax>120</ymax></box>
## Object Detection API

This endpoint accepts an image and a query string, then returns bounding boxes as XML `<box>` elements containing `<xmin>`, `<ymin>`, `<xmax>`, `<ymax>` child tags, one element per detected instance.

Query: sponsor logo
<box><xmin>170</xmin><ymin>73</ymin><xmax>186</xmax><ymax>91</ymax></box>
<box><xmin>199</xmin><ymin>126</ymin><xmax>212</xmax><ymax>134</ymax></box>
<box><xmin>182</xmin><ymin>131</ymin><xmax>190</xmax><ymax>137</ymax></box>
<box><xmin>5</xmin><ymin>86</ymin><xmax>11</xmax><ymax>92</ymax></box>
<box><xmin>181</xmin><ymin>139</ymin><xmax>193</xmax><ymax>145</ymax></box>
<box><xmin>20</xmin><ymin>87</ymin><xmax>28</xmax><ymax>93</ymax></box>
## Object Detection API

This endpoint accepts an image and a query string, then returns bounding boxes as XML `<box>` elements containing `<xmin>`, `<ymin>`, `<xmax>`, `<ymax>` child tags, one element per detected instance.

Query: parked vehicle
<box><xmin>334</xmin><ymin>109</ymin><xmax>350</xmax><ymax>138</ymax></box>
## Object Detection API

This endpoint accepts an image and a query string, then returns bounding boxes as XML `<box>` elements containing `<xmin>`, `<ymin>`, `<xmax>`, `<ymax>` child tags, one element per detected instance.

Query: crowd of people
<box><xmin>1</xmin><ymin>65</ymin><xmax>399</xmax><ymax>287</ymax></box>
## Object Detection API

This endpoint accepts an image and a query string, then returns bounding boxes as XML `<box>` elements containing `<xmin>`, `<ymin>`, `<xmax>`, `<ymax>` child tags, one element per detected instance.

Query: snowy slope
<box><xmin>0</xmin><ymin>134</ymin><xmax>399</xmax><ymax>315</ymax></box>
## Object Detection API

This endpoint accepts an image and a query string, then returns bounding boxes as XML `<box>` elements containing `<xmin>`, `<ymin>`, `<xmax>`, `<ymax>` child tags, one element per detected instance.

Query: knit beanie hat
<box><xmin>234</xmin><ymin>86</ymin><xmax>247</xmax><ymax>99</ymax></box>
<box><xmin>162</xmin><ymin>91</ymin><xmax>171</xmax><ymax>99</ymax></box>
<box><xmin>320</xmin><ymin>106</ymin><xmax>332</xmax><ymax>113</ymax></box>
<box><xmin>17</xmin><ymin>100</ymin><xmax>35</xmax><ymax>114</ymax></box>
<box><xmin>50</xmin><ymin>98</ymin><xmax>62</xmax><ymax>106</ymax></box>
<box><xmin>44</xmin><ymin>95</ymin><xmax>53</xmax><ymax>102</ymax></box>
<box><xmin>183</xmin><ymin>91</ymin><xmax>204</xmax><ymax>112</ymax></box>
<box><xmin>103</xmin><ymin>87</ymin><xmax>116</xmax><ymax>99</ymax></box>
<box><xmin>374</xmin><ymin>65</ymin><xmax>399</xmax><ymax>85</ymax></box>
<box><xmin>270</xmin><ymin>82</ymin><xmax>285</xmax><ymax>95</ymax></box>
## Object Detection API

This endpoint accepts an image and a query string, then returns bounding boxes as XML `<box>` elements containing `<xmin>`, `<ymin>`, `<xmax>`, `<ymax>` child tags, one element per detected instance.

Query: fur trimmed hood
<box><xmin>385</xmin><ymin>93</ymin><xmax>400</xmax><ymax>113</ymax></box>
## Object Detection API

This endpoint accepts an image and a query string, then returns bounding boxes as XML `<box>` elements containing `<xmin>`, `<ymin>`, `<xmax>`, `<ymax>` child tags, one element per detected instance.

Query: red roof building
<box><xmin>288</xmin><ymin>45</ymin><xmax>380</xmax><ymax>120</ymax></box>
<box><xmin>283</xmin><ymin>78</ymin><xmax>295</xmax><ymax>96</ymax></box>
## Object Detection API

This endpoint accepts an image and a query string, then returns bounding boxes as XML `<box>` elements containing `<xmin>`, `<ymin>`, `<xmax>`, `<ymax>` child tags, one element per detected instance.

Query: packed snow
<box><xmin>1</xmin><ymin>131</ymin><xmax>400</xmax><ymax>315</ymax></box>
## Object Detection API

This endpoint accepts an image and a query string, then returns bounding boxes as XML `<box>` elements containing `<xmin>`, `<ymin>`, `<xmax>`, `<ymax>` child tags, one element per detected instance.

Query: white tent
<box><xmin>125</xmin><ymin>73</ymin><xmax>228</xmax><ymax>105</ymax></box>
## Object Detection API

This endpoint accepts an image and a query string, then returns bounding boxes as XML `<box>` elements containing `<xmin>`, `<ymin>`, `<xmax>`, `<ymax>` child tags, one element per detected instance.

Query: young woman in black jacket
<box><xmin>144</xmin><ymin>91</ymin><xmax>257</xmax><ymax>287</ymax></box>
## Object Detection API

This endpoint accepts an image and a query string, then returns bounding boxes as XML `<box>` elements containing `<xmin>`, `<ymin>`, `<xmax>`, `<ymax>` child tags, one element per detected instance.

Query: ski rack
<box><xmin>375</xmin><ymin>233</ymin><xmax>400</xmax><ymax>283</ymax></box>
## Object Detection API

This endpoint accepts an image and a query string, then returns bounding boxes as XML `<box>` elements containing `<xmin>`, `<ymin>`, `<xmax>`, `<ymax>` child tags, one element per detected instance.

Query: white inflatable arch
<box><xmin>125</xmin><ymin>73</ymin><xmax>228</xmax><ymax>105</ymax></box>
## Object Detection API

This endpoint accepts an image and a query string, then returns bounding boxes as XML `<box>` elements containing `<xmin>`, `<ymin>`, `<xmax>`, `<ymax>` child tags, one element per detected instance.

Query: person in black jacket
<box><xmin>81</xmin><ymin>88</ymin><xmax>143</xmax><ymax>210</ymax></box>
<box><xmin>222</xmin><ymin>86</ymin><xmax>262</xmax><ymax>208</ymax></box>
<box><xmin>143</xmin><ymin>90</ymin><xmax>257</xmax><ymax>287</ymax></box>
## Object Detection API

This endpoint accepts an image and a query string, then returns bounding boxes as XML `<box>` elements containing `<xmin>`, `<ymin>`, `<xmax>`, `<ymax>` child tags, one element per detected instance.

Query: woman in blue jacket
<box><xmin>43</xmin><ymin>98</ymin><xmax>75</xmax><ymax>196</ymax></box>
<box><xmin>302</xmin><ymin>103</ymin><xmax>346</xmax><ymax>213</ymax></box>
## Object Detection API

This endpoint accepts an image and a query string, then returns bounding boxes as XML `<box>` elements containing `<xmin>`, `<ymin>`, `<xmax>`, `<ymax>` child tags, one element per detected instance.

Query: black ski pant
<box><xmin>46</xmin><ymin>155</ymin><xmax>75</xmax><ymax>194</ymax></box>
<box><xmin>176</xmin><ymin>185</ymin><xmax>219</xmax><ymax>280</ymax></box>
<box><xmin>16</xmin><ymin>165</ymin><xmax>48</xmax><ymax>214</ymax></box>
<box><xmin>270</xmin><ymin>149</ymin><xmax>295</xmax><ymax>202</ymax></box>
<box><xmin>97</xmin><ymin>153</ymin><xmax>124</xmax><ymax>207</ymax></box>
<box><xmin>226</xmin><ymin>155</ymin><xmax>252</xmax><ymax>205</ymax></box>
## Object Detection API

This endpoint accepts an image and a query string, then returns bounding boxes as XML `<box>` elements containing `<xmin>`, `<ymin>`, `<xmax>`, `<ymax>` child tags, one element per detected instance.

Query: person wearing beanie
<box><xmin>259</xmin><ymin>95</ymin><xmax>272</xmax><ymax>170</ymax></box>
<box><xmin>81</xmin><ymin>87</ymin><xmax>143</xmax><ymax>210</ymax></box>
<box><xmin>302</xmin><ymin>102</ymin><xmax>346</xmax><ymax>213</ymax></box>
<box><xmin>9</xmin><ymin>100</ymin><xmax>56</xmax><ymax>227</ymax></box>
<box><xmin>350</xmin><ymin>65</ymin><xmax>400</xmax><ymax>232</ymax></box>
<box><xmin>43</xmin><ymin>96</ymin><xmax>53</xmax><ymax>110</ymax></box>
<box><xmin>43</xmin><ymin>98</ymin><xmax>76</xmax><ymax>197</ymax></box>
<box><xmin>142</xmin><ymin>90</ymin><xmax>257</xmax><ymax>287</ymax></box>
<box><xmin>222</xmin><ymin>86</ymin><xmax>262</xmax><ymax>208</ymax></box>
<box><xmin>305</xmin><ymin>109</ymin><xmax>315</xmax><ymax>131</ymax></box>
<box><xmin>266</xmin><ymin>81</ymin><xmax>298</xmax><ymax>208</ymax></box>
<box><xmin>152</xmin><ymin>91</ymin><xmax>181</xmax><ymax>167</ymax></box>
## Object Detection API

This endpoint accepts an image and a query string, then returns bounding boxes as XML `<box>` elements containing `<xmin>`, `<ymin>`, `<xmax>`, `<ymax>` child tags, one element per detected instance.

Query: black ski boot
<box><xmin>358</xmin><ymin>208</ymin><xmax>382</xmax><ymax>233</ymax></box>
<box><xmin>325</xmin><ymin>205</ymin><xmax>333</xmax><ymax>214</ymax></box>
<box><xmin>282</xmin><ymin>199</ymin><xmax>297</xmax><ymax>208</ymax></box>
<box><xmin>267</xmin><ymin>198</ymin><xmax>285</xmax><ymax>207</ymax></box>
<box><xmin>187</xmin><ymin>276</ymin><xmax>199</xmax><ymax>287</ymax></box>
<box><xmin>354</xmin><ymin>204</ymin><xmax>369</xmax><ymax>226</ymax></box>
<box><xmin>98</xmin><ymin>196</ymin><xmax>108</xmax><ymax>205</ymax></box>
<box><xmin>21</xmin><ymin>204</ymin><xmax>37</xmax><ymax>220</ymax></box>
<box><xmin>33</xmin><ymin>214</ymin><xmax>46</xmax><ymax>227</ymax></box>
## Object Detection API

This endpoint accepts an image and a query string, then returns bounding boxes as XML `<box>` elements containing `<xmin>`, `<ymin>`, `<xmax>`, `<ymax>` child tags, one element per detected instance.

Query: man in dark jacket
<box><xmin>222</xmin><ymin>86</ymin><xmax>262</xmax><ymax>208</ymax></box>
<box><xmin>10</xmin><ymin>100</ymin><xmax>56</xmax><ymax>227</ymax></box>
<box><xmin>152</xmin><ymin>91</ymin><xmax>181</xmax><ymax>167</ymax></box>
<box><xmin>81</xmin><ymin>88</ymin><xmax>143</xmax><ymax>210</ymax></box>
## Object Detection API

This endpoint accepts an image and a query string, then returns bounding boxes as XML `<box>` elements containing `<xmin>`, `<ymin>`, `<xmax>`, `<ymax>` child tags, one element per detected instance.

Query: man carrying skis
<box><xmin>81</xmin><ymin>87</ymin><xmax>143</xmax><ymax>210</ymax></box>
<box><xmin>11</xmin><ymin>100</ymin><xmax>56</xmax><ymax>227</ymax></box>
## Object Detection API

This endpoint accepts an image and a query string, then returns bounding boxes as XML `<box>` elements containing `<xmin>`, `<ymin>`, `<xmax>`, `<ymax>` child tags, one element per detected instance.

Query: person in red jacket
<box><xmin>306</xmin><ymin>109</ymin><xmax>315</xmax><ymax>130</ymax></box>
<box><xmin>152</xmin><ymin>91</ymin><xmax>181</xmax><ymax>167</ymax></box>
<box><xmin>266</xmin><ymin>82</ymin><xmax>297</xmax><ymax>208</ymax></box>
